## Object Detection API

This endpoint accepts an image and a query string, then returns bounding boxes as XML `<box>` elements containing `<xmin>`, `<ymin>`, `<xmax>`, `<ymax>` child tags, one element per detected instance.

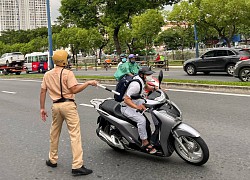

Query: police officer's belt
<box><xmin>53</xmin><ymin>98</ymin><xmax>75</xmax><ymax>103</ymax></box>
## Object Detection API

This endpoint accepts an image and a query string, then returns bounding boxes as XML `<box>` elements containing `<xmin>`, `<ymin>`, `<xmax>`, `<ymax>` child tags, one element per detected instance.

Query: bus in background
<box><xmin>24</xmin><ymin>52</ymin><xmax>49</xmax><ymax>73</ymax></box>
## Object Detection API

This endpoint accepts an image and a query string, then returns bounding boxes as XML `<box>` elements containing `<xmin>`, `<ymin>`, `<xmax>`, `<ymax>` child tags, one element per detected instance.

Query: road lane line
<box><xmin>79</xmin><ymin>103</ymin><xmax>94</xmax><ymax>107</ymax></box>
<box><xmin>0</xmin><ymin>79</ymin><xmax>42</xmax><ymax>83</ymax></box>
<box><xmin>167</xmin><ymin>89</ymin><xmax>250</xmax><ymax>97</ymax></box>
<box><xmin>1</xmin><ymin>91</ymin><xmax>17</xmax><ymax>94</ymax></box>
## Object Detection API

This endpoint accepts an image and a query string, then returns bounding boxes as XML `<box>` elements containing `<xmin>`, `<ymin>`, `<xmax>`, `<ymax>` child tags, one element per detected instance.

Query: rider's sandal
<box><xmin>142</xmin><ymin>143</ymin><xmax>157</xmax><ymax>154</ymax></box>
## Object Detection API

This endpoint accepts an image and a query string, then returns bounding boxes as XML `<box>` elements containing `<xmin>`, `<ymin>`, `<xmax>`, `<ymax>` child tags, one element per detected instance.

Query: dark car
<box><xmin>233</xmin><ymin>59</ymin><xmax>250</xmax><ymax>81</ymax></box>
<box><xmin>183</xmin><ymin>48</ymin><xmax>250</xmax><ymax>76</ymax></box>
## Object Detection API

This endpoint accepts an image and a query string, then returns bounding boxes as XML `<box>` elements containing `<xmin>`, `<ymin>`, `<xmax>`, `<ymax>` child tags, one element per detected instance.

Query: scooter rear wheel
<box><xmin>174</xmin><ymin>136</ymin><xmax>209</xmax><ymax>166</ymax></box>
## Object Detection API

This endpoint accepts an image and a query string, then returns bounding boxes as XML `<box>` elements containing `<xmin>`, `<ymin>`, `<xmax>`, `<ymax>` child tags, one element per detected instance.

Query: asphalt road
<box><xmin>71</xmin><ymin>67</ymin><xmax>241</xmax><ymax>82</ymax></box>
<box><xmin>0</xmin><ymin>79</ymin><xmax>249</xmax><ymax>180</ymax></box>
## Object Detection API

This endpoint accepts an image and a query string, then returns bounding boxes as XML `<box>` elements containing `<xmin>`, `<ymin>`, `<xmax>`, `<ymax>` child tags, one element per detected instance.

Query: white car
<box><xmin>0</xmin><ymin>52</ymin><xmax>25</xmax><ymax>66</ymax></box>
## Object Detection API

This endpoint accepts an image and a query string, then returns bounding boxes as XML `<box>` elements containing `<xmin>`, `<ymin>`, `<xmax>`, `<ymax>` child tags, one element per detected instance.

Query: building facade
<box><xmin>0</xmin><ymin>0</ymin><xmax>47</xmax><ymax>33</ymax></box>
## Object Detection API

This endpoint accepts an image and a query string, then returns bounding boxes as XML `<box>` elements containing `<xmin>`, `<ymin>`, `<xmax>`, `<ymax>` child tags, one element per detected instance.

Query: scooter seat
<box><xmin>100</xmin><ymin>99</ymin><xmax>137</xmax><ymax>127</ymax></box>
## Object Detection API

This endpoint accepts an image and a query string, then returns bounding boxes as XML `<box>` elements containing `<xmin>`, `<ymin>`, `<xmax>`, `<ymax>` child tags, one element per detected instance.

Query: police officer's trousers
<box><xmin>50</xmin><ymin>101</ymin><xmax>83</xmax><ymax>169</ymax></box>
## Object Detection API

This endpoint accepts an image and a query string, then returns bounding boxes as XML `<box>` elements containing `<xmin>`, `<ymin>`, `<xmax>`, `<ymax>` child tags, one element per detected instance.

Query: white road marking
<box><xmin>167</xmin><ymin>88</ymin><xmax>250</xmax><ymax>97</ymax></box>
<box><xmin>0</xmin><ymin>79</ymin><xmax>42</xmax><ymax>83</ymax></box>
<box><xmin>1</xmin><ymin>91</ymin><xmax>16</xmax><ymax>94</ymax></box>
<box><xmin>79</xmin><ymin>103</ymin><xmax>94</xmax><ymax>107</ymax></box>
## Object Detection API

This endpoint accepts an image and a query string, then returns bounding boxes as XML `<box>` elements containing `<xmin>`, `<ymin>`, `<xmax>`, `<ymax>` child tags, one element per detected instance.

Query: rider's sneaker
<box><xmin>72</xmin><ymin>166</ymin><xmax>93</xmax><ymax>176</ymax></box>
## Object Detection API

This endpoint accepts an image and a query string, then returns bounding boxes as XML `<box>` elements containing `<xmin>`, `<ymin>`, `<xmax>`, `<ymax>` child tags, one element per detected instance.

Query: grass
<box><xmin>1</xmin><ymin>73</ymin><xmax>250</xmax><ymax>87</ymax></box>
<box><xmin>0</xmin><ymin>74</ymin><xmax>45</xmax><ymax>79</ymax></box>
<box><xmin>164</xmin><ymin>79</ymin><xmax>250</xmax><ymax>86</ymax></box>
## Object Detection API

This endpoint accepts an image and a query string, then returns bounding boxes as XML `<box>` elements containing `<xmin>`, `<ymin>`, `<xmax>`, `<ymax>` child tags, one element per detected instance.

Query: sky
<box><xmin>50</xmin><ymin>0</ymin><xmax>61</xmax><ymax>22</ymax></box>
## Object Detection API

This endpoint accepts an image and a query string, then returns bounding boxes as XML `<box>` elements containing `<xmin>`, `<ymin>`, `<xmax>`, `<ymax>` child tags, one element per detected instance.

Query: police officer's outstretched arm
<box><xmin>69</xmin><ymin>80</ymin><xmax>98</xmax><ymax>94</ymax></box>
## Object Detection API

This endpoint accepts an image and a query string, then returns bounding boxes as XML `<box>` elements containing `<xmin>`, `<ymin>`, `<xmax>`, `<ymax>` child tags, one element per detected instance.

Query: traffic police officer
<box><xmin>40</xmin><ymin>50</ymin><xmax>98</xmax><ymax>176</ymax></box>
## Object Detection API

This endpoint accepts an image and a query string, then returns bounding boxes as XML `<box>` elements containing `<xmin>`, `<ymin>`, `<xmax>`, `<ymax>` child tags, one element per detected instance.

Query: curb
<box><xmin>165</xmin><ymin>82</ymin><xmax>250</xmax><ymax>94</ymax></box>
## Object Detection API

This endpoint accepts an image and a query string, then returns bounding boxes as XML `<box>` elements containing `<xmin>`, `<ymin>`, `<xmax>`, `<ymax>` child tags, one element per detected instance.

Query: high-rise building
<box><xmin>0</xmin><ymin>0</ymin><xmax>48</xmax><ymax>33</ymax></box>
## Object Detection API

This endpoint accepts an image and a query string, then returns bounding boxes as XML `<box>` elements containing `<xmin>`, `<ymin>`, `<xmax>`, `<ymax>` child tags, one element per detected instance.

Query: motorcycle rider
<box><xmin>120</xmin><ymin>66</ymin><xmax>157</xmax><ymax>154</ymax></box>
<box><xmin>114</xmin><ymin>54</ymin><xmax>129</xmax><ymax>80</ymax></box>
<box><xmin>128</xmin><ymin>54</ymin><xmax>140</xmax><ymax>75</ymax></box>
<box><xmin>117</xmin><ymin>53</ymin><xmax>127</xmax><ymax>68</ymax></box>
<box><xmin>40</xmin><ymin>50</ymin><xmax>98</xmax><ymax>176</ymax></box>
<box><xmin>114</xmin><ymin>53</ymin><xmax>140</xmax><ymax>81</ymax></box>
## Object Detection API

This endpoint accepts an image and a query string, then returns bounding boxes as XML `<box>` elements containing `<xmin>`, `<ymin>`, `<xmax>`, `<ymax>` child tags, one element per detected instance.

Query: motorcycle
<box><xmin>88</xmin><ymin>70</ymin><xmax>209</xmax><ymax>166</ymax></box>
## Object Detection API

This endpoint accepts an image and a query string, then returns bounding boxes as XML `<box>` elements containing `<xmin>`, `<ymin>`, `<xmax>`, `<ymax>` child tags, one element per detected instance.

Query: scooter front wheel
<box><xmin>174</xmin><ymin>136</ymin><xmax>209</xmax><ymax>166</ymax></box>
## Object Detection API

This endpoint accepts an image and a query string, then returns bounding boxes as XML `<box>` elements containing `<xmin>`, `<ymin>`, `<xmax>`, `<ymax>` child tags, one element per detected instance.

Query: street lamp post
<box><xmin>46</xmin><ymin>0</ymin><xmax>54</xmax><ymax>69</ymax></box>
<box><xmin>194</xmin><ymin>24</ymin><xmax>199</xmax><ymax>58</ymax></box>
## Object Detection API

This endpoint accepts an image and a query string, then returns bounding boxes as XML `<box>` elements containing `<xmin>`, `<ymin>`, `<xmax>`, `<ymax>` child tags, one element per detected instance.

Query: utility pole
<box><xmin>46</xmin><ymin>0</ymin><xmax>54</xmax><ymax>69</ymax></box>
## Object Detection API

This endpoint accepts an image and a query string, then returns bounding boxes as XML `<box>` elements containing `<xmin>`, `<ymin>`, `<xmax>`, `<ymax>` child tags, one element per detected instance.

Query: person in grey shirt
<box><xmin>121</xmin><ymin>66</ymin><xmax>156</xmax><ymax>154</ymax></box>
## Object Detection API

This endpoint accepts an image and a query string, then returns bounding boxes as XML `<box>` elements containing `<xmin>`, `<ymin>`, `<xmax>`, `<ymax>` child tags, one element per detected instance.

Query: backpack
<box><xmin>114</xmin><ymin>75</ymin><xmax>142</xmax><ymax>102</ymax></box>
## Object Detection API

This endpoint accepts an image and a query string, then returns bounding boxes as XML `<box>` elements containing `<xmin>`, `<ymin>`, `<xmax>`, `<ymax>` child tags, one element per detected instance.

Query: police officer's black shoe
<box><xmin>46</xmin><ymin>160</ymin><xmax>57</xmax><ymax>168</ymax></box>
<box><xmin>72</xmin><ymin>166</ymin><xmax>93</xmax><ymax>176</ymax></box>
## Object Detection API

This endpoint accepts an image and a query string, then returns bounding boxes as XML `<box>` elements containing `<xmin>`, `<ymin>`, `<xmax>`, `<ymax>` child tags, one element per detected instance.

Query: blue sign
<box><xmin>232</xmin><ymin>34</ymin><xmax>241</xmax><ymax>42</ymax></box>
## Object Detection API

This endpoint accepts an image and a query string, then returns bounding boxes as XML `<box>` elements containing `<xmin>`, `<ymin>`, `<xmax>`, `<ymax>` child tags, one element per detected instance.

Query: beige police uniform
<box><xmin>41</xmin><ymin>67</ymin><xmax>83</xmax><ymax>169</ymax></box>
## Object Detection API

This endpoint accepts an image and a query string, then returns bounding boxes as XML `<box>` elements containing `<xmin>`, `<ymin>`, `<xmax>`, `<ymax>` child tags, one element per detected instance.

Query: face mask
<box><xmin>130</xmin><ymin>60</ymin><xmax>135</xmax><ymax>64</ymax></box>
<box><xmin>122</xmin><ymin>58</ymin><xmax>127</xmax><ymax>63</ymax></box>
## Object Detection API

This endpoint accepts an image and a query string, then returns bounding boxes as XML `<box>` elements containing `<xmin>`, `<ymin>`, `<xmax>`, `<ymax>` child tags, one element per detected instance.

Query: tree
<box><xmin>0</xmin><ymin>27</ymin><xmax>48</xmax><ymax>45</ymax></box>
<box><xmin>0</xmin><ymin>41</ymin><xmax>10</xmax><ymax>55</ymax></box>
<box><xmin>60</xmin><ymin>0</ymin><xmax>180</xmax><ymax>54</ymax></box>
<box><xmin>56</xmin><ymin>27</ymin><xmax>80</xmax><ymax>63</ymax></box>
<box><xmin>132</xmin><ymin>9</ymin><xmax>164</xmax><ymax>54</ymax></box>
<box><xmin>118</xmin><ymin>25</ymin><xmax>134</xmax><ymax>53</ymax></box>
<box><xmin>155</xmin><ymin>28</ymin><xmax>182</xmax><ymax>50</ymax></box>
<box><xmin>168</xmin><ymin>0</ymin><xmax>250</xmax><ymax>47</ymax></box>
<box><xmin>238</xmin><ymin>24</ymin><xmax>250</xmax><ymax>45</ymax></box>
<box><xmin>87</xmin><ymin>28</ymin><xmax>109</xmax><ymax>60</ymax></box>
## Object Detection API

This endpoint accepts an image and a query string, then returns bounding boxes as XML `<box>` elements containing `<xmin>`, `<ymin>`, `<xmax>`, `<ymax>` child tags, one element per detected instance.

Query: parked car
<box><xmin>0</xmin><ymin>52</ymin><xmax>25</xmax><ymax>66</ymax></box>
<box><xmin>233</xmin><ymin>59</ymin><xmax>250</xmax><ymax>82</ymax></box>
<box><xmin>183</xmin><ymin>48</ymin><xmax>250</xmax><ymax>76</ymax></box>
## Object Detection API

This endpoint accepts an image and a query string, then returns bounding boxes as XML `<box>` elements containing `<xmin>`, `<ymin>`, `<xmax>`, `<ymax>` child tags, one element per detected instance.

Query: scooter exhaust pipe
<box><xmin>96</xmin><ymin>129</ymin><xmax>125</xmax><ymax>149</ymax></box>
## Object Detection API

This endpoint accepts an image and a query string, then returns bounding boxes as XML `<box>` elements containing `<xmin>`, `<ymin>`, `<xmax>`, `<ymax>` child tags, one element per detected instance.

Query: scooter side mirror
<box><xmin>158</xmin><ymin>70</ymin><xmax>163</xmax><ymax>89</ymax></box>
